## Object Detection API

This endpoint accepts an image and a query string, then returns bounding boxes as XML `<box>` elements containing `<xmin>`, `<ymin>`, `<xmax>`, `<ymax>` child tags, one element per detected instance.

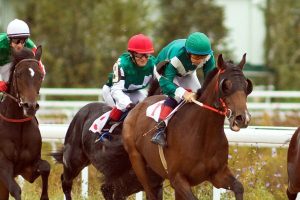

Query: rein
<box><xmin>191</xmin><ymin>69</ymin><xmax>232</xmax><ymax>119</ymax></box>
<box><xmin>191</xmin><ymin>98</ymin><xmax>232</xmax><ymax>119</ymax></box>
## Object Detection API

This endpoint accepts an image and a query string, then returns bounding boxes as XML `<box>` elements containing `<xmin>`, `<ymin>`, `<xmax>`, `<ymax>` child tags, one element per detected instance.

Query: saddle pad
<box><xmin>89</xmin><ymin>110</ymin><xmax>111</xmax><ymax>133</ymax></box>
<box><xmin>146</xmin><ymin>100</ymin><xmax>164</xmax><ymax>122</ymax></box>
<box><xmin>146</xmin><ymin>100</ymin><xmax>184</xmax><ymax>125</ymax></box>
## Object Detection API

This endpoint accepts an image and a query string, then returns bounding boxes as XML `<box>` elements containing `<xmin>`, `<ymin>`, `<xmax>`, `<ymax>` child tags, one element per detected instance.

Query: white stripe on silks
<box><xmin>170</xmin><ymin>57</ymin><xmax>186</xmax><ymax>75</ymax></box>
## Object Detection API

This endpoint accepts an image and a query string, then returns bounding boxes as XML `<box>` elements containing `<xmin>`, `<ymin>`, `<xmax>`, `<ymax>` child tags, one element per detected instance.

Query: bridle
<box><xmin>191</xmin><ymin>69</ymin><xmax>232</xmax><ymax>119</ymax></box>
<box><xmin>0</xmin><ymin>59</ymin><xmax>39</xmax><ymax>123</ymax></box>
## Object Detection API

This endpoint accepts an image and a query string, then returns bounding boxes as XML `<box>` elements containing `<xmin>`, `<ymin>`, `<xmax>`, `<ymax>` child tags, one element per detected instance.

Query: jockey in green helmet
<box><xmin>151</xmin><ymin>32</ymin><xmax>216</xmax><ymax>147</ymax></box>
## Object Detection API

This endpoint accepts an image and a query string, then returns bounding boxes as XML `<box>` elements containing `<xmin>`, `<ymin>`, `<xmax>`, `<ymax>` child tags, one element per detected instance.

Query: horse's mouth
<box><xmin>22</xmin><ymin>102</ymin><xmax>39</xmax><ymax>117</ymax></box>
<box><xmin>229</xmin><ymin>113</ymin><xmax>251</xmax><ymax>132</ymax></box>
<box><xmin>230</xmin><ymin>120</ymin><xmax>241</xmax><ymax>132</ymax></box>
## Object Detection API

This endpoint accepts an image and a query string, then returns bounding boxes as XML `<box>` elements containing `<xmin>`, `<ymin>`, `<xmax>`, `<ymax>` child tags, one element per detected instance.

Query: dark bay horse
<box><xmin>121</xmin><ymin>54</ymin><xmax>253</xmax><ymax>200</ymax></box>
<box><xmin>51</xmin><ymin>102</ymin><xmax>163</xmax><ymax>200</ymax></box>
<box><xmin>0</xmin><ymin>46</ymin><xmax>50</xmax><ymax>200</ymax></box>
<box><xmin>287</xmin><ymin>127</ymin><xmax>300</xmax><ymax>199</ymax></box>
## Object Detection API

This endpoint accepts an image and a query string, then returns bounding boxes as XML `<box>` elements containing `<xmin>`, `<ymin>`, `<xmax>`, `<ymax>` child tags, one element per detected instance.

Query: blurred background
<box><xmin>1</xmin><ymin>0</ymin><xmax>300</xmax><ymax>199</ymax></box>
<box><xmin>1</xmin><ymin>0</ymin><xmax>299</xmax><ymax>90</ymax></box>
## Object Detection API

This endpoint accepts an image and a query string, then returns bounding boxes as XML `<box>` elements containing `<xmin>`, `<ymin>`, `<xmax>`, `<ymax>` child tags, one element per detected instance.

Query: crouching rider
<box><xmin>151</xmin><ymin>32</ymin><xmax>216</xmax><ymax>147</ymax></box>
<box><xmin>0</xmin><ymin>19</ymin><xmax>46</xmax><ymax>92</ymax></box>
<box><xmin>100</xmin><ymin>33</ymin><xmax>156</xmax><ymax>141</ymax></box>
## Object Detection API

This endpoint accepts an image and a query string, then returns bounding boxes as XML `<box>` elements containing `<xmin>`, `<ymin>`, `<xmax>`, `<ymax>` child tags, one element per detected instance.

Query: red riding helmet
<box><xmin>127</xmin><ymin>34</ymin><xmax>154</xmax><ymax>54</ymax></box>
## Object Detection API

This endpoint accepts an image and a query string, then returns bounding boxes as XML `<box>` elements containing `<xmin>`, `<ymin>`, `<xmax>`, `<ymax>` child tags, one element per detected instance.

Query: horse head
<box><xmin>217</xmin><ymin>54</ymin><xmax>252</xmax><ymax>131</ymax></box>
<box><xmin>8</xmin><ymin>46</ymin><xmax>43</xmax><ymax>117</ymax></box>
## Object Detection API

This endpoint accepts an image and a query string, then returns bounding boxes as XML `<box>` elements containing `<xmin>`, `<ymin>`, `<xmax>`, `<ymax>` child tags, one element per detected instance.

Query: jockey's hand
<box><xmin>0</xmin><ymin>81</ymin><xmax>7</xmax><ymax>92</ymax></box>
<box><xmin>126</xmin><ymin>103</ymin><xmax>135</xmax><ymax>111</ymax></box>
<box><xmin>183</xmin><ymin>91</ymin><xmax>196</xmax><ymax>103</ymax></box>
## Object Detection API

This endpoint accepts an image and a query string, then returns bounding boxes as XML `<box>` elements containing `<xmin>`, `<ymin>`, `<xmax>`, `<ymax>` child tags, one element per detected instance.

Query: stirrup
<box><xmin>151</xmin><ymin>132</ymin><xmax>167</xmax><ymax>147</ymax></box>
<box><xmin>95</xmin><ymin>132</ymin><xmax>112</xmax><ymax>143</ymax></box>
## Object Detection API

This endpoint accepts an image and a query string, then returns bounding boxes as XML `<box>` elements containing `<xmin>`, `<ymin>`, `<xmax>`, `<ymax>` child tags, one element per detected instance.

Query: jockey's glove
<box><xmin>183</xmin><ymin>91</ymin><xmax>196</xmax><ymax>103</ymax></box>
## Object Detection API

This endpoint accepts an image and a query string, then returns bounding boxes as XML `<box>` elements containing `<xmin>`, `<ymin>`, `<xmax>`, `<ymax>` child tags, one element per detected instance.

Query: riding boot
<box><xmin>151</xmin><ymin>121</ymin><xmax>167</xmax><ymax>147</ymax></box>
<box><xmin>95</xmin><ymin>107</ymin><xmax>123</xmax><ymax>143</ymax></box>
<box><xmin>151</xmin><ymin>98</ymin><xmax>177</xmax><ymax>147</ymax></box>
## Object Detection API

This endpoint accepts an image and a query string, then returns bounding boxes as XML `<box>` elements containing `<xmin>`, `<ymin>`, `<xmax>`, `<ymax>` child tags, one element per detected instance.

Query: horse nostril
<box><xmin>36</xmin><ymin>103</ymin><xmax>40</xmax><ymax>110</ymax></box>
<box><xmin>23</xmin><ymin>103</ymin><xmax>30</xmax><ymax>109</ymax></box>
<box><xmin>235</xmin><ymin>115</ymin><xmax>245</xmax><ymax>124</ymax></box>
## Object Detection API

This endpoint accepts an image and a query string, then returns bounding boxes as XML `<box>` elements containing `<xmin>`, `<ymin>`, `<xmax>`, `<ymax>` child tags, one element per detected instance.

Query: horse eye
<box><xmin>219</xmin><ymin>79</ymin><xmax>232</xmax><ymax>95</ymax></box>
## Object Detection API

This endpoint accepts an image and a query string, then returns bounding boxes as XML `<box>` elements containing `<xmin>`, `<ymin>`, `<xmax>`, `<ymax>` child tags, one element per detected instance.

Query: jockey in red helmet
<box><xmin>99</xmin><ymin>34</ymin><xmax>155</xmax><ymax>142</ymax></box>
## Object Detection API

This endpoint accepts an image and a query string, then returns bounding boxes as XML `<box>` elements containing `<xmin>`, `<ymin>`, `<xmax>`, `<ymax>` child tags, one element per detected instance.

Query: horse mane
<box><xmin>196</xmin><ymin>68</ymin><xmax>219</xmax><ymax>98</ymax></box>
<box><xmin>147</xmin><ymin>78</ymin><xmax>160</xmax><ymax>97</ymax></box>
<box><xmin>11</xmin><ymin>48</ymin><xmax>35</xmax><ymax>67</ymax></box>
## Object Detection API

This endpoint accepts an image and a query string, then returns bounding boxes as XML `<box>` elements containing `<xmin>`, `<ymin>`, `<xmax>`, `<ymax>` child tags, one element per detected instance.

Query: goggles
<box><xmin>190</xmin><ymin>54</ymin><xmax>209</xmax><ymax>60</ymax></box>
<box><xmin>133</xmin><ymin>53</ymin><xmax>150</xmax><ymax>59</ymax></box>
<box><xmin>10</xmin><ymin>38</ymin><xmax>27</xmax><ymax>45</ymax></box>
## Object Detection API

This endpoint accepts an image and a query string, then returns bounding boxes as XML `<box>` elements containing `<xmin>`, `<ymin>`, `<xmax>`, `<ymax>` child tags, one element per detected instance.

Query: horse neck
<box><xmin>195</xmin><ymin>75</ymin><xmax>225</xmax><ymax>129</ymax></box>
<box><xmin>200</xmin><ymin>75</ymin><xmax>220</xmax><ymax>107</ymax></box>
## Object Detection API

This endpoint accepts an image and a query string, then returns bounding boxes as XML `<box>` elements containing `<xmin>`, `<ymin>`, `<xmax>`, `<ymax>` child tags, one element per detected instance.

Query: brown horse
<box><xmin>287</xmin><ymin>127</ymin><xmax>300</xmax><ymax>199</ymax></box>
<box><xmin>122</xmin><ymin>54</ymin><xmax>252</xmax><ymax>200</ymax></box>
<box><xmin>51</xmin><ymin>102</ymin><xmax>163</xmax><ymax>200</ymax></box>
<box><xmin>0</xmin><ymin>47</ymin><xmax>50</xmax><ymax>200</ymax></box>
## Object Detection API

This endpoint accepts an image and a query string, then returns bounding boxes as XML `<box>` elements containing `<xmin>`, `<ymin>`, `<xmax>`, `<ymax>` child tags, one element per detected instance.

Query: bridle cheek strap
<box><xmin>192</xmin><ymin>68</ymin><xmax>231</xmax><ymax>118</ymax></box>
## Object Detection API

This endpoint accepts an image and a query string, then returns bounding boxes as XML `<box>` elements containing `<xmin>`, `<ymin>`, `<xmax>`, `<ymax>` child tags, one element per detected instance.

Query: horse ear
<box><xmin>238</xmin><ymin>53</ymin><xmax>246</xmax><ymax>69</ymax></box>
<box><xmin>35</xmin><ymin>45</ymin><xmax>42</xmax><ymax>61</ymax></box>
<box><xmin>217</xmin><ymin>54</ymin><xmax>225</xmax><ymax>70</ymax></box>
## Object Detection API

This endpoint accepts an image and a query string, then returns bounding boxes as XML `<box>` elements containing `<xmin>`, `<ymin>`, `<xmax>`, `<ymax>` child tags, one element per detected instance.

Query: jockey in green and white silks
<box><xmin>151</xmin><ymin>32</ymin><xmax>216</xmax><ymax>147</ymax></box>
<box><xmin>103</xmin><ymin>52</ymin><xmax>155</xmax><ymax>110</ymax></box>
<box><xmin>0</xmin><ymin>19</ymin><xmax>45</xmax><ymax>92</ymax></box>
<box><xmin>100</xmin><ymin>34</ymin><xmax>155</xmax><ymax>142</ymax></box>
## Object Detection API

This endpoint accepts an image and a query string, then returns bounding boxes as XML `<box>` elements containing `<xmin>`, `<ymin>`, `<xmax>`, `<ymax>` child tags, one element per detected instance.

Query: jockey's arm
<box><xmin>110</xmin><ymin>66</ymin><xmax>132</xmax><ymax>111</ymax></box>
<box><xmin>159</xmin><ymin>64</ymin><xmax>186</xmax><ymax>99</ymax></box>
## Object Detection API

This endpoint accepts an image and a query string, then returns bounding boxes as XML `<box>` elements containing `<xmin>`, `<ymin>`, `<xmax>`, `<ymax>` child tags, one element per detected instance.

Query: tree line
<box><xmin>9</xmin><ymin>0</ymin><xmax>300</xmax><ymax>90</ymax></box>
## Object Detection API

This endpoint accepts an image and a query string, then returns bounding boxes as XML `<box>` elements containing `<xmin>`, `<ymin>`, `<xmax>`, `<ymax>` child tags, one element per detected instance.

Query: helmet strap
<box><xmin>129</xmin><ymin>51</ymin><xmax>138</xmax><ymax>65</ymax></box>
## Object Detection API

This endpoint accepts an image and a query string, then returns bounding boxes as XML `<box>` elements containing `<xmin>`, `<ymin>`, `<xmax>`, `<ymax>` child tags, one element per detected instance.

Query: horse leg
<box><xmin>286</xmin><ymin>187</ymin><xmax>297</xmax><ymax>200</ymax></box>
<box><xmin>38</xmin><ymin>159</ymin><xmax>50</xmax><ymax>200</ymax></box>
<box><xmin>101</xmin><ymin>183</ymin><xmax>114</xmax><ymax>200</ymax></box>
<box><xmin>20</xmin><ymin>159</ymin><xmax>50</xmax><ymax>200</ymax></box>
<box><xmin>170</xmin><ymin>173</ymin><xmax>197</xmax><ymax>200</ymax></box>
<box><xmin>127</xmin><ymin>150</ymin><xmax>157</xmax><ymax>200</ymax></box>
<box><xmin>0</xmin><ymin>159</ymin><xmax>21</xmax><ymax>200</ymax></box>
<box><xmin>211</xmin><ymin>167</ymin><xmax>244</xmax><ymax>200</ymax></box>
<box><xmin>0</xmin><ymin>181</ymin><xmax>9</xmax><ymax>200</ymax></box>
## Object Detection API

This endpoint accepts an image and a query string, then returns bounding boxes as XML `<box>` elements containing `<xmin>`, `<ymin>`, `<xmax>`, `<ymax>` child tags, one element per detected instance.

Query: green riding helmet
<box><xmin>185</xmin><ymin>32</ymin><xmax>212</xmax><ymax>55</ymax></box>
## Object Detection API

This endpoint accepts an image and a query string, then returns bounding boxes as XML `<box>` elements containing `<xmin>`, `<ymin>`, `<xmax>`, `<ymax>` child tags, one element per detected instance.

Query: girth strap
<box><xmin>158</xmin><ymin>145</ymin><xmax>168</xmax><ymax>174</ymax></box>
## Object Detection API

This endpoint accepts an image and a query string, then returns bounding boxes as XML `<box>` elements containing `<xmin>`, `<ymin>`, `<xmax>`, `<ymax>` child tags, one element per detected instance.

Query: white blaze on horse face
<box><xmin>29</xmin><ymin>68</ymin><xmax>35</xmax><ymax>77</ymax></box>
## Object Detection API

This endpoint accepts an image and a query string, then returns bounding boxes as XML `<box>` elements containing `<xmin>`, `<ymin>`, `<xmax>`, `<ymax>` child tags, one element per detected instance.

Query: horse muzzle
<box><xmin>21</xmin><ymin>102</ymin><xmax>40</xmax><ymax>117</ymax></box>
<box><xmin>228</xmin><ymin>110</ymin><xmax>251</xmax><ymax>131</ymax></box>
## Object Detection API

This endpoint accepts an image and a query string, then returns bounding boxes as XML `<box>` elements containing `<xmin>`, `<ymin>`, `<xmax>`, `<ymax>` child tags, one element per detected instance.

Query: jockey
<box><xmin>101</xmin><ymin>34</ymin><xmax>155</xmax><ymax>140</ymax></box>
<box><xmin>0</xmin><ymin>19</ymin><xmax>46</xmax><ymax>92</ymax></box>
<box><xmin>151</xmin><ymin>32</ymin><xmax>216</xmax><ymax>147</ymax></box>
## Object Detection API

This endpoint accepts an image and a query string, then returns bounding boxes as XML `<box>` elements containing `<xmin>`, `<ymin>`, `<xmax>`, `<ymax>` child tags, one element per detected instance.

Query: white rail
<box><xmin>36</xmin><ymin>89</ymin><xmax>300</xmax><ymax>112</ymax></box>
<box><xmin>40</xmin><ymin>124</ymin><xmax>296</xmax><ymax>147</ymax></box>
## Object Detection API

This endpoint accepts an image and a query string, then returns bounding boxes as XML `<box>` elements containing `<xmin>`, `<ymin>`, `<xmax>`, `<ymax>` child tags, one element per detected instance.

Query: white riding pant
<box><xmin>102</xmin><ymin>85</ymin><xmax>147</xmax><ymax>111</ymax></box>
<box><xmin>0</xmin><ymin>63</ymin><xmax>12</xmax><ymax>82</ymax></box>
